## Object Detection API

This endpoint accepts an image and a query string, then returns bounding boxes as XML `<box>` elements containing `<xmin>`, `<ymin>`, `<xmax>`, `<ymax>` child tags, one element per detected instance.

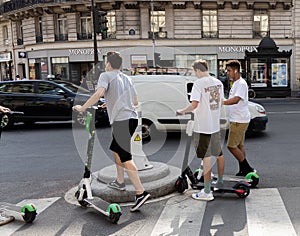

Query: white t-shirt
<box><xmin>228</xmin><ymin>77</ymin><xmax>251</xmax><ymax>123</ymax></box>
<box><xmin>190</xmin><ymin>76</ymin><xmax>224</xmax><ymax>134</ymax></box>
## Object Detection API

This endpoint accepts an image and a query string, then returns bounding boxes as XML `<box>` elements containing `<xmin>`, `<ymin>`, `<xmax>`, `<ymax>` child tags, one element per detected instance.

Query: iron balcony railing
<box><xmin>0</xmin><ymin>0</ymin><xmax>75</xmax><ymax>14</ymax></box>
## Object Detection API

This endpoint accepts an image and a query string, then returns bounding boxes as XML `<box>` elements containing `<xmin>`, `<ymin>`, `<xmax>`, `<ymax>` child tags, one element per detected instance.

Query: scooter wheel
<box><xmin>22</xmin><ymin>209</ymin><xmax>37</xmax><ymax>223</ymax></box>
<box><xmin>109</xmin><ymin>211</ymin><xmax>121</xmax><ymax>224</ymax></box>
<box><xmin>250</xmin><ymin>176</ymin><xmax>259</xmax><ymax>188</ymax></box>
<box><xmin>75</xmin><ymin>190</ymin><xmax>89</xmax><ymax>207</ymax></box>
<box><xmin>235</xmin><ymin>184</ymin><xmax>250</xmax><ymax>198</ymax></box>
<box><xmin>175</xmin><ymin>176</ymin><xmax>188</xmax><ymax>193</ymax></box>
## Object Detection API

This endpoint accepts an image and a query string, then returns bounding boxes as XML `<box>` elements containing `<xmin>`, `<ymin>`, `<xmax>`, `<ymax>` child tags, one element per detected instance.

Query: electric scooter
<box><xmin>194</xmin><ymin>161</ymin><xmax>260</xmax><ymax>188</ymax></box>
<box><xmin>74</xmin><ymin>106</ymin><xmax>122</xmax><ymax>224</ymax></box>
<box><xmin>174</xmin><ymin>113</ymin><xmax>250</xmax><ymax>198</ymax></box>
<box><xmin>0</xmin><ymin>111</ymin><xmax>37</xmax><ymax>225</ymax></box>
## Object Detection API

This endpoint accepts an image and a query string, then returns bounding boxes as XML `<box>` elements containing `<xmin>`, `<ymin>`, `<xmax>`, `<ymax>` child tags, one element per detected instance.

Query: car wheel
<box><xmin>142</xmin><ymin>119</ymin><xmax>153</xmax><ymax>143</ymax></box>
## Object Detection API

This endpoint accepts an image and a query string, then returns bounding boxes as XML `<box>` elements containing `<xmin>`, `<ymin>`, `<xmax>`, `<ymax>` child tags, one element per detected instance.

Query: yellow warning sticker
<box><xmin>134</xmin><ymin>134</ymin><xmax>141</xmax><ymax>141</ymax></box>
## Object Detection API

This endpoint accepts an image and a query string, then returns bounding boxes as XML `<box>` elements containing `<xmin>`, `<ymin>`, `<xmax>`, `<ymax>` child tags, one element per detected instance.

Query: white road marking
<box><xmin>0</xmin><ymin>197</ymin><xmax>60</xmax><ymax>236</ymax></box>
<box><xmin>150</xmin><ymin>190</ymin><xmax>206</xmax><ymax>236</ymax></box>
<box><xmin>246</xmin><ymin>188</ymin><xmax>297</xmax><ymax>236</ymax></box>
<box><xmin>267</xmin><ymin>111</ymin><xmax>300</xmax><ymax>114</ymax></box>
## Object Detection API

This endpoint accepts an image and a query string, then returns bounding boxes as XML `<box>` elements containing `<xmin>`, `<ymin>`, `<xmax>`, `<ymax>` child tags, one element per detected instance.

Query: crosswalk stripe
<box><xmin>246</xmin><ymin>188</ymin><xmax>297</xmax><ymax>236</ymax></box>
<box><xmin>150</xmin><ymin>191</ymin><xmax>206</xmax><ymax>236</ymax></box>
<box><xmin>0</xmin><ymin>197</ymin><xmax>60</xmax><ymax>236</ymax></box>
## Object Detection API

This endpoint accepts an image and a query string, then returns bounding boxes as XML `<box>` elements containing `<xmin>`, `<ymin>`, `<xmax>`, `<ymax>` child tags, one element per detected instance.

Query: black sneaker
<box><xmin>107</xmin><ymin>179</ymin><xmax>126</xmax><ymax>191</ymax></box>
<box><xmin>236</xmin><ymin>168</ymin><xmax>256</xmax><ymax>177</ymax></box>
<box><xmin>130</xmin><ymin>191</ymin><xmax>151</xmax><ymax>212</ymax></box>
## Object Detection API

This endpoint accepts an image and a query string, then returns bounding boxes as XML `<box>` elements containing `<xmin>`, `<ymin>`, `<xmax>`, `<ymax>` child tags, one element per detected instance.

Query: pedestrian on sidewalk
<box><xmin>223</xmin><ymin>60</ymin><xmax>256</xmax><ymax>176</ymax></box>
<box><xmin>176</xmin><ymin>59</ymin><xmax>224</xmax><ymax>201</ymax></box>
<box><xmin>73</xmin><ymin>51</ymin><xmax>150</xmax><ymax>211</ymax></box>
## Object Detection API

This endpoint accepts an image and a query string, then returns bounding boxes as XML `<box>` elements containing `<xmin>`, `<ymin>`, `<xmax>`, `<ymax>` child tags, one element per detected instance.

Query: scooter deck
<box><xmin>191</xmin><ymin>180</ymin><xmax>250</xmax><ymax>198</ymax></box>
<box><xmin>0</xmin><ymin>202</ymin><xmax>22</xmax><ymax>212</ymax></box>
<box><xmin>212</xmin><ymin>172</ymin><xmax>259</xmax><ymax>187</ymax></box>
<box><xmin>84</xmin><ymin>197</ymin><xmax>110</xmax><ymax>217</ymax></box>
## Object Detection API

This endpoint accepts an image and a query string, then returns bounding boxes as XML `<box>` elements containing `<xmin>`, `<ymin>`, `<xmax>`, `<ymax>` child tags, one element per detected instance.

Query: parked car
<box><xmin>0</xmin><ymin>80</ymin><xmax>108</xmax><ymax>128</ymax></box>
<box><xmin>131</xmin><ymin>74</ymin><xmax>268</xmax><ymax>141</ymax></box>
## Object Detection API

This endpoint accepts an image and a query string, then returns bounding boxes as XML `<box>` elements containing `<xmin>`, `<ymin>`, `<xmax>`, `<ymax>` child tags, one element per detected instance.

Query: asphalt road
<box><xmin>0</xmin><ymin>98</ymin><xmax>300</xmax><ymax>236</ymax></box>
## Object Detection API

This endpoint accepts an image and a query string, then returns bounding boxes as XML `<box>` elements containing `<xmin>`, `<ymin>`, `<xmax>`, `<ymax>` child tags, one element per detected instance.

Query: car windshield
<box><xmin>54</xmin><ymin>81</ymin><xmax>90</xmax><ymax>94</ymax></box>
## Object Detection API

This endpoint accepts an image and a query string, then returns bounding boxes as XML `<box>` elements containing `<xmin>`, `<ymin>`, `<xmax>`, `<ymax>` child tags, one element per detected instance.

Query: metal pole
<box><xmin>150</xmin><ymin>0</ymin><xmax>155</xmax><ymax>68</ymax></box>
<box><xmin>91</xmin><ymin>0</ymin><xmax>98</xmax><ymax>65</ymax></box>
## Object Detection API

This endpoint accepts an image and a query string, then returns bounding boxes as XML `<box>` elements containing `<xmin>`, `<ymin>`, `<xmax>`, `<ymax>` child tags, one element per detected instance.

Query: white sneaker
<box><xmin>192</xmin><ymin>189</ymin><xmax>214</xmax><ymax>201</ymax></box>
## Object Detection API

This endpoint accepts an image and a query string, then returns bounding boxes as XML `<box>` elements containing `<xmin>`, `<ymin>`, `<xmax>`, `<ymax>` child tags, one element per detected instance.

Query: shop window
<box><xmin>175</xmin><ymin>54</ymin><xmax>217</xmax><ymax>76</ymax></box>
<box><xmin>107</xmin><ymin>11</ymin><xmax>116</xmax><ymax>39</ymax></box>
<box><xmin>51</xmin><ymin>57</ymin><xmax>69</xmax><ymax>81</ymax></box>
<box><xmin>35</xmin><ymin>16</ymin><xmax>43</xmax><ymax>43</ymax></box>
<box><xmin>202</xmin><ymin>10</ymin><xmax>218</xmax><ymax>38</ymax></box>
<box><xmin>253</xmin><ymin>11</ymin><xmax>269</xmax><ymax>38</ymax></box>
<box><xmin>55</xmin><ymin>14</ymin><xmax>68</xmax><ymax>41</ymax></box>
<box><xmin>78</xmin><ymin>13</ymin><xmax>92</xmax><ymax>40</ymax></box>
<box><xmin>248</xmin><ymin>58</ymin><xmax>268</xmax><ymax>88</ymax></box>
<box><xmin>149</xmin><ymin>10</ymin><xmax>166</xmax><ymax>39</ymax></box>
<box><xmin>271</xmin><ymin>58</ymin><xmax>289</xmax><ymax>88</ymax></box>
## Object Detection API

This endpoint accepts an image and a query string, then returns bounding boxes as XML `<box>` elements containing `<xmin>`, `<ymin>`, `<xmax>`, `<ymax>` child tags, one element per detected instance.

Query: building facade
<box><xmin>0</xmin><ymin>0</ymin><xmax>298</xmax><ymax>97</ymax></box>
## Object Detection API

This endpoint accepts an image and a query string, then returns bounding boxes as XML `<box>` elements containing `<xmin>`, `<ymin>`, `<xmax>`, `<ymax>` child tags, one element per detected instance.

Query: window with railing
<box><xmin>78</xmin><ymin>13</ymin><xmax>92</xmax><ymax>40</ymax></box>
<box><xmin>149</xmin><ymin>10</ymin><xmax>166</xmax><ymax>39</ymax></box>
<box><xmin>35</xmin><ymin>16</ymin><xmax>43</xmax><ymax>43</ymax></box>
<box><xmin>16</xmin><ymin>20</ymin><xmax>23</xmax><ymax>45</ymax></box>
<box><xmin>202</xmin><ymin>10</ymin><xmax>218</xmax><ymax>38</ymax></box>
<box><xmin>107</xmin><ymin>11</ymin><xmax>116</xmax><ymax>39</ymax></box>
<box><xmin>55</xmin><ymin>14</ymin><xmax>68</xmax><ymax>41</ymax></box>
<box><xmin>253</xmin><ymin>11</ymin><xmax>269</xmax><ymax>38</ymax></box>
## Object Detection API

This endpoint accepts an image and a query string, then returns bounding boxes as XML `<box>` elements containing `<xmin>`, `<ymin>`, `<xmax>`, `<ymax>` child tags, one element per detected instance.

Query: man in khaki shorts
<box><xmin>223</xmin><ymin>60</ymin><xmax>256</xmax><ymax>176</ymax></box>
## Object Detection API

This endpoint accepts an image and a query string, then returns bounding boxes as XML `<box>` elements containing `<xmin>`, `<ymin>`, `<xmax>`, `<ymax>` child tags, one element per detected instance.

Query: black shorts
<box><xmin>109</xmin><ymin>119</ymin><xmax>138</xmax><ymax>163</ymax></box>
<box><xmin>194</xmin><ymin>132</ymin><xmax>223</xmax><ymax>159</ymax></box>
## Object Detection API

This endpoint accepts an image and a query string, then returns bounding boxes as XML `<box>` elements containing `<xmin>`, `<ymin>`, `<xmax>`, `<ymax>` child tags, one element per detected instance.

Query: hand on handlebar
<box><xmin>176</xmin><ymin>110</ymin><xmax>185</xmax><ymax>116</ymax></box>
<box><xmin>0</xmin><ymin>106</ymin><xmax>10</xmax><ymax>113</ymax></box>
<box><xmin>72</xmin><ymin>105</ymin><xmax>85</xmax><ymax>113</ymax></box>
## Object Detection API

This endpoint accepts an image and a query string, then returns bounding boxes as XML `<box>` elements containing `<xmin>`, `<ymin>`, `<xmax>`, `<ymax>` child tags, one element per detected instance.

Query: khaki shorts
<box><xmin>227</xmin><ymin>122</ymin><xmax>249</xmax><ymax>148</ymax></box>
<box><xmin>194</xmin><ymin>132</ymin><xmax>223</xmax><ymax>159</ymax></box>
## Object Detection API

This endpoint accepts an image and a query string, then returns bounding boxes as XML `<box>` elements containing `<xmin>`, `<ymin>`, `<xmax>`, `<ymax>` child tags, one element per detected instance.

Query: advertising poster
<box><xmin>272</xmin><ymin>63</ymin><xmax>287</xmax><ymax>87</ymax></box>
<box><xmin>250</xmin><ymin>63</ymin><xmax>267</xmax><ymax>87</ymax></box>
<box><xmin>131</xmin><ymin>55</ymin><xmax>147</xmax><ymax>68</ymax></box>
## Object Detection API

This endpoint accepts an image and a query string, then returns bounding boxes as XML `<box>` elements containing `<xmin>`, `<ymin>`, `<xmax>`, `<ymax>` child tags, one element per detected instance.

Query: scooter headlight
<box><xmin>255</xmin><ymin>105</ymin><xmax>265</xmax><ymax>114</ymax></box>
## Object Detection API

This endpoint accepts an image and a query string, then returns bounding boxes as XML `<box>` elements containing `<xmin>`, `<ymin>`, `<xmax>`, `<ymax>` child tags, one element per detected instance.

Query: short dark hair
<box><xmin>226</xmin><ymin>60</ymin><xmax>241</xmax><ymax>72</ymax></box>
<box><xmin>192</xmin><ymin>59</ymin><xmax>208</xmax><ymax>72</ymax></box>
<box><xmin>107</xmin><ymin>51</ymin><xmax>122</xmax><ymax>69</ymax></box>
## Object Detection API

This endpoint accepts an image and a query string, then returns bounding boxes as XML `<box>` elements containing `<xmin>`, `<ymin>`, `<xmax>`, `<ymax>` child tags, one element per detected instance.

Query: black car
<box><xmin>0</xmin><ymin>80</ymin><xmax>108</xmax><ymax>128</ymax></box>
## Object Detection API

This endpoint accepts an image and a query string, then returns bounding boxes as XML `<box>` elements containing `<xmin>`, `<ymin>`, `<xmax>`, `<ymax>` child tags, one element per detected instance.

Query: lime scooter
<box><xmin>174</xmin><ymin>113</ymin><xmax>251</xmax><ymax>198</ymax></box>
<box><xmin>0</xmin><ymin>111</ymin><xmax>37</xmax><ymax>226</ymax></box>
<box><xmin>74</xmin><ymin>106</ymin><xmax>122</xmax><ymax>224</ymax></box>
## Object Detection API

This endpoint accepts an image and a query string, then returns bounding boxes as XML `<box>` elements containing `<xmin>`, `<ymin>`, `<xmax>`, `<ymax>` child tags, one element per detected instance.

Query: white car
<box><xmin>131</xmin><ymin>74</ymin><xmax>268</xmax><ymax>141</ymax></box>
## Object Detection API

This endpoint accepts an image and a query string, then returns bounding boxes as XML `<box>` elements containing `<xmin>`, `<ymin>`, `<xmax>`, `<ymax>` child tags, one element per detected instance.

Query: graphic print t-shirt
<box><xmin>190</xmin><ymin>76</ymin><xmax>224</xmax><ymax>134</ymax></box>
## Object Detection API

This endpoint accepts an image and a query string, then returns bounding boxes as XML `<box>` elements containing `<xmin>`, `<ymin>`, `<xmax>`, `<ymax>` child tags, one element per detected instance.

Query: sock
<box><xmin>204</xmin><ymin>181</ymin><xmax>211</xmax><ymax>194</ymax></box>
<box><xmin>241</xmin><ymin>159</ymin><xmax>253</xmax><ymax>171</ymax></box>
<box><xmin>217</xmin><ymin>175</ymin><xmax>223</xmax><ymax>184</ymax></box>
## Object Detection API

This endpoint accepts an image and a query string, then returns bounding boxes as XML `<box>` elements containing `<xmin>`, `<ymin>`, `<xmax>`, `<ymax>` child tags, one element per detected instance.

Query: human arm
<box><xmin>223</xmin><ymin>96</ymin><xmax>241</xmax><ymax>105</ymax></box>
<box><xmin>72</xmin><ymin>87</ymin><xmax>105</xmax><ymax>112</ymax></box>
<box><xmin>0</xmin><ymin>105</ymin><xmax>10</xmax><ymax>113</ymax></box>
<box><xmin>176</xmin><ymin>101</ymin><xmax>198</xmax><ymax>115</ymax></box>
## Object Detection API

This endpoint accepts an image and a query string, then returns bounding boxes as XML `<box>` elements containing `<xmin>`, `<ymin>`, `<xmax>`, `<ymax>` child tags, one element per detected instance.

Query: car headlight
<box><xmin>255</xmin><ymin>105</ymin><xmax>266</xmax><ymax>114</ymax></box>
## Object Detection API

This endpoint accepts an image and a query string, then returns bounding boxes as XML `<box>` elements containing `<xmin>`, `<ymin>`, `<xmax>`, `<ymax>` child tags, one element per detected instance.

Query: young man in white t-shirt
<box><xmin>223</xmin><ymin>60</ymin><xmax>255</xmax><ymax>176</ymax></box>
<box><xmin>177</xmin><ymin>59</ymin><xmax>224</xmax><ymax>201</ymax></box>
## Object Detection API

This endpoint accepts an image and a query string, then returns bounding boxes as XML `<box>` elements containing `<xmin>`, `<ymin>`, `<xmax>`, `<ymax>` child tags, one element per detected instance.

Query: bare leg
<box><xmin>112</xmin><ymin>152</ymin><xmax>125</xmax><ymax>184</ymax></box>
<box><xmin>227</xmin><ymin>146</ymin><xmax>245</xmax><ymax>162</ymax></box>
<box><xmin>123</xmin><ymin>160</ymin><xmax>144</xmax><ymax>195</ymax></box>
<box><xmin>217</xmin><ymin>155</ymin><xmax>224</xmax><ymax>177</ymax></box>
